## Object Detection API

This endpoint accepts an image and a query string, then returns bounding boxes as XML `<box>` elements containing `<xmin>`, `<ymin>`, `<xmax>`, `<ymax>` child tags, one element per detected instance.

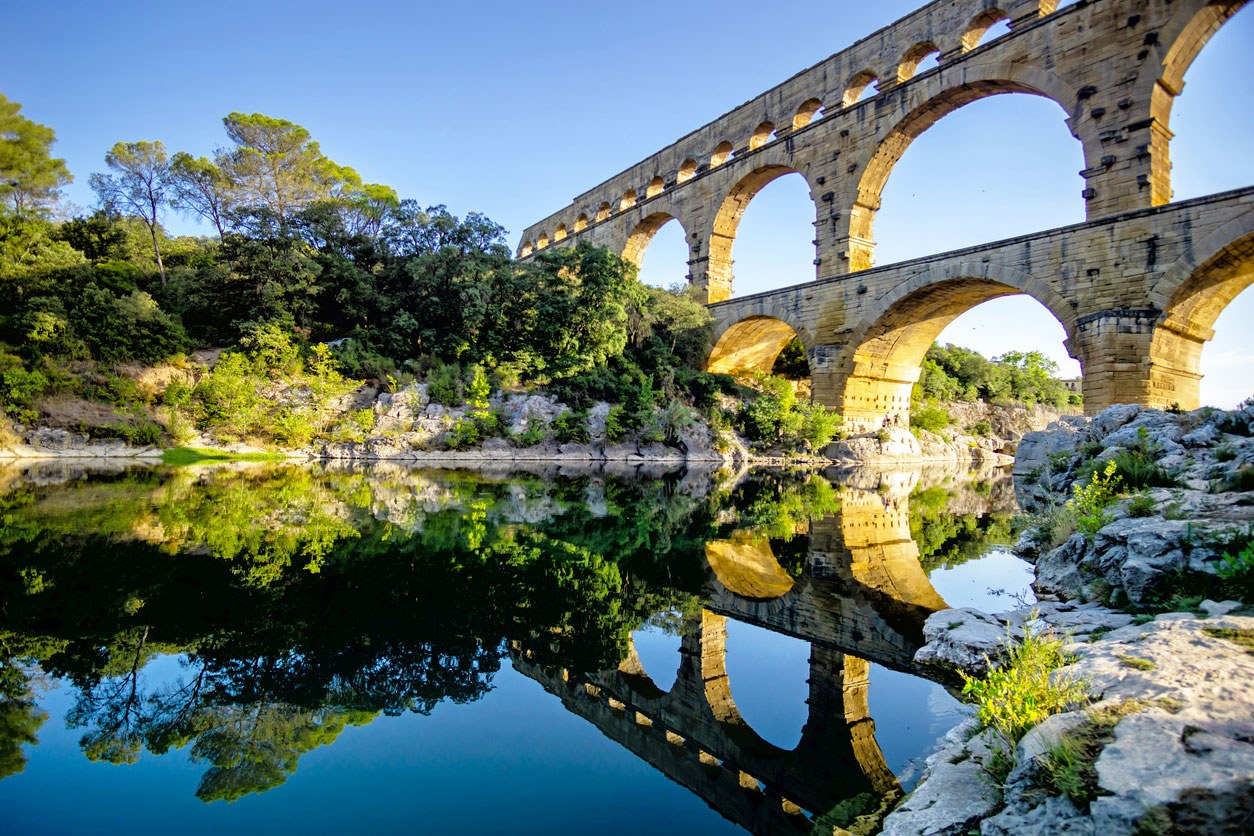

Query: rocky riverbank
<box><xmin>882</xmin><ymin>402</ymin><xmax>1254</xmax><ymax>836</ymax></box>
<box><xmin>1</xmin><ymin>372</ymin><xmax>1066</xmax><ymax>470</ymax></box>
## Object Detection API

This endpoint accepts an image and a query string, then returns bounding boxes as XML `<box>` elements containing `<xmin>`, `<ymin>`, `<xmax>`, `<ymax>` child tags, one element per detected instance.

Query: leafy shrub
<box><xmin>1127</xmin><ymin>493</ymin><xmax>1156</xmax><ymax>518</ymax></box>
<box><xmin>272</xmin><ymin>408</ymin><xmax>314</xmax><ymax>447</ymax></box>
<box><xmin>1067</xmin><ymin>460</ymin><xmax>1122</xmax><ymax>537</ymax></box>
<box><xmin>552</xmin><ymin>408</ymin><xmax>590</xmax><ymax>444</ymax></box>
<box><xmin>0</xmin><ymin>354</ymin><xmax>49</xmax><ymax>423</ymax></box>
<box><xmin>161</xmin><ymin>379</ymin><xmax>193</xmax><ymax>407</ymax></box>
<box><xmin>1111</xmin><ymin>448</ymin><xmax>1177</xmax><ymax>489</ymax></box>
<box><xmin>514</xmin><ymin>419</ymin><xmax>546</xmax><ymax>447</ymax></box>
<box><xmin>960</xmin><ymin>619</ymin><xmax>1087</xmax><ymax>782</ymax></box>
<box><xmin>658</xmin><ymin>401</ymin><xmax>696</xmax><ymax>446</ymax></box>
<box><xmin>108</xmin><ymin>420</ymin><xmax>163</xmax><ymax>446</ymax></box>
<box><xmin>910</xmin><ymin>403</ymin><xmax>950</xmax><ymax>433</ymax></box>
<box><xmin>796</xmin><ymin>400</ymin><xmax>842</xmax><ymax>449</ymax></box>
<box><xmin>446</xmin><ymin>417</ymin><xmax>481</xmax><ymax>450</ymax></box>
<box><xmin>193</xmin><ymin>353</ymin><xmax>264</xmax><ymax>440</ymax></box>
<box><xmin>426</xmin><ymin>362</ymin><xmax>462</xmax><ymax>407</ymax></box>
<box><xmin>237</xmin><ymin>321</ymin><xmax>301</xmax><ymax>374</ymax></box>
<box><xmin>1217</xmin><ymin>542</ymin><xmax>1254</xmax><ymax>601</ymax></box>
<box><xmin>604</xmin><ymin>405</ymin><xmax>628</xmax><ymax>442</ymax></box>
<box><xmin>968</xmin><ymin>420</ymin><xmax>993</xmax><ymax>437</ymax></box>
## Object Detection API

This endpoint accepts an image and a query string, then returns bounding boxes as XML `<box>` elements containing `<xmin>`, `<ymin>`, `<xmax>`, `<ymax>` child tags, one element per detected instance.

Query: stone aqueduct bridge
<box><xmin>511</xmin><ymin>482</ymin><xmax>965</xmax><ymax>833</ymax></box>
<box><xmin>516</xmin><ymin>0</ymin><xmax>1253</xmax><ymax>430</ymax></box>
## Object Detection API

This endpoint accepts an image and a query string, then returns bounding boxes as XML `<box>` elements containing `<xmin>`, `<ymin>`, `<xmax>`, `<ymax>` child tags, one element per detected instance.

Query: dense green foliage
<box><xmin>915</xmin><ymin>343</ymin><xmax>1078</xmax><ymax>408</ymax></box>
<box><xmin>4</xmin><ymin>99</ymin><xmax>824</xmax><ymax>450</ymax></box>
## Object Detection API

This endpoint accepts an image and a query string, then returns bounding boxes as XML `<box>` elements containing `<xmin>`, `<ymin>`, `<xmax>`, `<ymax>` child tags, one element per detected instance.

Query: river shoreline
<box><xmin>882</xmin><ymin>401</ymin><xmax>1254</xmax><ymax>836</ymax></box>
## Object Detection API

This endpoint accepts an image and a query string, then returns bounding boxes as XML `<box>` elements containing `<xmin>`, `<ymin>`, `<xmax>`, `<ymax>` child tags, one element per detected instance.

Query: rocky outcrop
<box><xmin>827</xmin><ymin>401</ymin><xmax>1066</xmax><ymax>467</ymax></box>
<box><xmin>2</xmin><ymin>427</ymin><xmax>164</xmax><ymax>459</ymax></box>
<box><xmin>887</xmin><ymin>608</ymin><xmax>1254</xmax><ymax>836</ymax></box>
<box><xmin>1013</xmin><ymin>402</ymin><xmax>1254</xmax><ymax>607</ymax></box>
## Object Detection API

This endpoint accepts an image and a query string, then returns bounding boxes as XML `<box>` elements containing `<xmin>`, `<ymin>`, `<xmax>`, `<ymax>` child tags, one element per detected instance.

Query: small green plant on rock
<box><xmin>514</xmin><ymin>419</ymin><xmax>547</xmax><ymax>447</ymax></box>
<box><xmin>552</xmin><ymin>408</ymin><xmax>590</xmax><ymax>444</ymax></box>
<box><xmin>1068</xmin><ymin>460</ymin><xmax>1122</xmax><ymax>537</ymax></box>
<box><xmin>1127</xmin><ymin>492</ymin><xmax>1156</xmax><ymax>518</ymax></box>
<box><xmin>1216</xmin><ymin>541</ymin><xmax>1254</xmax><ymax>601</ymax></box>
<box><xmin>960</xmin><ymin>618</ymin><xmax>1088</xmax><ymax>783</ymax></box>
<box><xmin>1039</xmin><ymin>700</ymin><xmax>1151</xmax><ymax>811</ymax></box>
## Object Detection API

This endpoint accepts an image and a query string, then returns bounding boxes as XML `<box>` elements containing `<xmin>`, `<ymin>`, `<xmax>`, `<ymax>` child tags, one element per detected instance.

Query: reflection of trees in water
<box><xmin>909</xmin><ymin>484</ymin><xmax>1015</xmax><ymax>573</ymax></box>
<box><xmin>0</xmin><ymin>465</ymin><xmax>901</xmax><ymax>801</ymax></box>
<box><xmin>0</xmin><ymin>662</ymin><xmax>47</xmax><ymax>780</ymax></box>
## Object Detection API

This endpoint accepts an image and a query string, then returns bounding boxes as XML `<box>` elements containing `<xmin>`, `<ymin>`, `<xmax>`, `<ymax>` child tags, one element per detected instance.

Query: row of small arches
<box><xmin>519</xmin><ymin>7</ymin><xmax>1018</xmax><ymax>258</ymax></box>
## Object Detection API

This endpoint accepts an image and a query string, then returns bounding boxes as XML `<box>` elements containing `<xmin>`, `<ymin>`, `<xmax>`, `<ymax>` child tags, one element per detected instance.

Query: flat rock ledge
<box><xmin>885</xmin><ymin>607</ymin><xmax>1254</xmax><ymax>836</ymax></box>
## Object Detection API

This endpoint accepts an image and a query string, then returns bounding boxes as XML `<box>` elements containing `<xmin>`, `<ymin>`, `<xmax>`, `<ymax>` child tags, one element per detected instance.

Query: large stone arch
<box><xmin>1145</xmin><ymin>208</ymin><xmax>1254</xmax><ymax>409</ymax></box>
<box><xmin>838</xmin><ymin>261</ymin><xmax>1077</xmax><ymax>429</ymax></box>
<box><xmin>704</xmin><ymin>164</ymin><xmax>820</xmax><ymax>302</ymax></box>
<box><xmin>707</xmin><ymin>311</ymin><xmax>811</xmax><ymax>377</ymax></box>
<box><xmin>621</xmin><ymin>211</ymin><xmax>690</xmax><ymax>269</ymax></box>
<box><xmin>845</xmin><ymin>63</ymin><xmax>1078</xmax><ymax>271</ymax></box>
<box><xmin>1146</xmin><ymin>1</ymin><xmax>1252</xmax><ymax>206</ymax></box>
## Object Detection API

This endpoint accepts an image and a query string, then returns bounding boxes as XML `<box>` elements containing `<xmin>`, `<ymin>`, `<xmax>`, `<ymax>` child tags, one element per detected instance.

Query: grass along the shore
<box><xmin>162</xmin><ymin>447</ymin><xmax>290</xmax><ymax>465</ymax></box>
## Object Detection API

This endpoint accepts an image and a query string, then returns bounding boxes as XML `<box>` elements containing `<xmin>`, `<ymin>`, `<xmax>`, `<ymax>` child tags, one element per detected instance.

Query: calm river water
<box><xmin>0</xmin><ymin>460</ymin><xmax>1032</xmax><ymax>835</ymax></box>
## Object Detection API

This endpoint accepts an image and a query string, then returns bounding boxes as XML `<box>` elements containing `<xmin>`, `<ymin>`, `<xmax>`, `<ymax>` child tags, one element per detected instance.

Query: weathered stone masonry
<box><xmin>517</xmin><ymin>0</ymin><xmax>1252</xmax><ymax>430</ymax></box>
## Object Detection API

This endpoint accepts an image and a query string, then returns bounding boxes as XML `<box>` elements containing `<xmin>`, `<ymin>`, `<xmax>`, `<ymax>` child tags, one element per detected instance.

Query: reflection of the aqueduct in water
<box><xmin>513</xmin><ymin>478</ymin><xmax>962</xmax><ymax>835</ymax></box>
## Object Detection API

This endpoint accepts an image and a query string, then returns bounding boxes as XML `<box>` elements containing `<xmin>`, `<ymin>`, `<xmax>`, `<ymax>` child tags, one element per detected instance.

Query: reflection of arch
<box><xmin>841</xmin><ymin>265</ymin><xmax>1075</xmax><ymax>428</ymax></box>
<box><xmin>574</xmin><ymin>213</ymin><xmax>588</xmax><ymax>232</ymax></box>
<box><xmin>620</xmin><ymin>189</ymin><xmax>637</xmax><ymax>211</ymax></box>
<box><xmin>710</xmin><ymin>140</ymin><xmax>734</xmax><ymax>168</ymax></box>
<box><xmin>897</xmin><ymin>41</ymin><xmax>940</xmax><ymax>82</ymax></box>
<box><xmin>596</xmin><ymin>201</ymin><xmax>612</xmax><ymax>222</ymax></box>
<box><xmin>962</xmin><ymin>7</ymin><xmax>1010</xmax><ymax>52</ymax></box>
<box><xmin>618</xmin><ymin>634</ymin><xmax>679</xmax><ymax>700</ymax></box>
<box><xmin>709</xmin><ymin>165</ymin><xmax>814</xmax><ymax>295</ymax></box>
<box><xmin>1150</xmin><ymin>1</ymin><xmax>1251</xmax><ymax>206</ymax></box>
<box><xmin>843</xmin><ymin>69</ymin><xmax>879</xmax><ymax>106</ymax></box>
<box><xmin>553</xmin><ymin>223</ymin><xmax>567</xmax><ymax>241</ymax></box>
<box><xmin>749</xmin><ymin>121</ymin><xmax>775</xmax><ymax>150</ymax></box>
<box><xmin>646</xmin><ymin>175</ymin><xmax>664</xmax><ymax>198</ymax></box>
<box><xmin>677</xmin><ymin>158</ymin><xmax>697</xmax><ymax>184</ymax></box>
<box><xmin>511</xmin><ymin>608</ymin><xmax>902</xmax><ymax>834</ymax></box>
<box><xmin>623</xmin><ymin>212</ymin><xmax>687</xmax><ymax>268</ymax></box>
<box><xmin>792</xmin><ymin>98</ymin><xmax>823</xmax><ymax>129</ymax></box>
<box><xmin>1148</xmin><ymin>209</ymin><xmax>1254</xmax><ymax>409</ymax></box>
<box><xmin>849</xmin><ymin>67</ymin><xmax>1074</xmax><ymax>271</ymax></box>
<box><xmin>707</xmin><ymin>315</ymin><xmax>804</xmax><ymax>375</ymax></box>
<box><xmin>704</xmin><ymin>535</ymin><xmax>796</xmax><ymax>601</ymax></box>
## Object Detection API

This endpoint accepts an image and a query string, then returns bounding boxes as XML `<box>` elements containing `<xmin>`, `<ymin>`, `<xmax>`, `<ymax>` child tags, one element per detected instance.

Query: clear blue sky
<box><xmin>5</xmin><ymin>0</ymin><xmax>1251</xmax><ymax>406</ymax></box>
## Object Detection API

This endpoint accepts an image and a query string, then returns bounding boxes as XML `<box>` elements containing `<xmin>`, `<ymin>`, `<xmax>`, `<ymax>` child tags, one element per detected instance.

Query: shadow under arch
<box><xmin>848</xmin><ymin>66</ymin><xmax>1077</xmax><ymax>271</ymax></box>
<box><xmin>622</xmin><ymin>211</ymin><xmax>688</xmax><ymax>268</ymax></box>
<box><xmin>1147</xmin><ymin>208</ymin><xmax>1254</xmax><ymax>409</ymax></box>
<box><xmin>708</xmin><ymin>164</ymin><xmax>817</xmax><ymax>300</ymax></box>
<box><xmin>707</xmin><ymin>314</ymin><xmax>808</xmax><ymax>376</ymax></box>
<box><xmin>838</xmin><ymin>263</ymin><xmax>1077</xmax><ymax>430</ymax></box>
<box><xmin>1149</xmin><ymin>0</ymin><xmax>1252</xmax><ymax>205</ymax></box>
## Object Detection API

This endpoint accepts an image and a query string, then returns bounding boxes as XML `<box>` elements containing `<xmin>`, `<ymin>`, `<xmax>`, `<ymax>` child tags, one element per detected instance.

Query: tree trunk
<box><xmin>151</xmin><ymin>224</ymin><xmax>167</xmax><ymax>287</ymax></box>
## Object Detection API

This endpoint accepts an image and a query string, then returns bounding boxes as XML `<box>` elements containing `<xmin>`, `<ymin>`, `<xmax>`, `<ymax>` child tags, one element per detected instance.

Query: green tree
<box><xmin>90</xmin><ymin>141</ymin><xmax>174</xmax><ymax>286</ymax></box>
<box><xmin>170</xmin><ymin>152</ymin><xmax>235</xmax><ymax>240</ymax></box>
<box><xmin>216</xmin><ymin>113</ymin><xmax>359</xmax><ymax>222</ymax></box>
<box><xmin>0</xmin><ymin>94</ymin><xmax>72</xmax><ymax>217</ymax></box>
